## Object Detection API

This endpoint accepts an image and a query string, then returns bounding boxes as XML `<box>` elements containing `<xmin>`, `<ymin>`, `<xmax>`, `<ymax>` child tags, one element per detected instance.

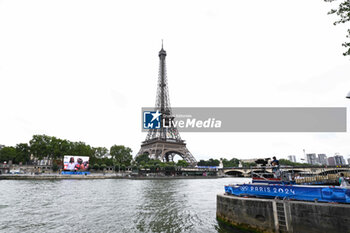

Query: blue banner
<box><xmin>225</xmin><ymin>184</ymin><xmax>350</xmax><ymax>203</ymax></box>
<box><xmin>61</xmin><ymin>171</ymin><xmax>90</xmax><ymax>175</ymax></box>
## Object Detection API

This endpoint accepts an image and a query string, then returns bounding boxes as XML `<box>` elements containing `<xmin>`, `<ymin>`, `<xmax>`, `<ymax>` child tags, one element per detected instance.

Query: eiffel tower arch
<box><xmin>137</xmin><ymin>45</ymin><xmax>197</xmax><ymax>166</ymax></box>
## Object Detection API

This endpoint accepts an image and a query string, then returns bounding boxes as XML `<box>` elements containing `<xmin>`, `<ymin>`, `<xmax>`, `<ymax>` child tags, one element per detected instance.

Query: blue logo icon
<box><xmin>143</xmin><ymin>110</ymin><xmax>162</xmax><ymax>129</ymax></box>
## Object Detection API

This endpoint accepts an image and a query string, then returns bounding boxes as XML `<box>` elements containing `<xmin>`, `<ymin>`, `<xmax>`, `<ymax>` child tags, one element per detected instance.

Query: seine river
<box><xmin>0</xmin><ymin>177</ymin><xmax>253</xmax><ymax>233</ymax></box>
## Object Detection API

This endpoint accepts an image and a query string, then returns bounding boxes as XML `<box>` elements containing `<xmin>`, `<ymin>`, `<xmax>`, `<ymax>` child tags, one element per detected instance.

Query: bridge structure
<box><xmin>222</xmin><ymin>166</ymin><xmax>350</xmax><ymax>177</ymax></box>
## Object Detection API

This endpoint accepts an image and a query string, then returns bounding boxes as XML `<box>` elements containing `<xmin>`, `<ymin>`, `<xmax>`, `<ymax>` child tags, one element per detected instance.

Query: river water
<box><xmin>0</xmin><ymin>177</ymin><xmax>253</xmax><ymax>233</ymax></box>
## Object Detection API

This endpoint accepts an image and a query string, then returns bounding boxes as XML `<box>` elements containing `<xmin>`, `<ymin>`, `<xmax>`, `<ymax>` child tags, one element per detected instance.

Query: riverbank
<box><xmin>0</xmin><ymin>174</ymin><xmax>226</xmax><ymax>180</ymax></box>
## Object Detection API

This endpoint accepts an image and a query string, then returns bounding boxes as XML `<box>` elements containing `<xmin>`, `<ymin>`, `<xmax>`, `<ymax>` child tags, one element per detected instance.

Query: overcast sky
<box><xmin>1</xmin><ymin>0</ymin><xmax>350</xmax><ymax>162</ymax></box>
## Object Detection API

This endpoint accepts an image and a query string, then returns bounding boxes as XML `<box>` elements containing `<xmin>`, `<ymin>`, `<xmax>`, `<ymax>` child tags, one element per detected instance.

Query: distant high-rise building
<box><xmin>287</xmin><ymin>155</ymin><xmax>296</xmax><ymax>163</ymax></box>
<box><xmin>341</xmin><ymin>156</ymin><xmax>346</xmax><ymax>165</ymax></box>
<box><xmin>329</xmin><ymin>155</ymin><xmax>346</xmax><ymax>166</ymax></box>
<box><xmin>328</xmin><ymin>157</ymin><xmax>336</xmax><ymax>166</ymax></box>
<box><xmin>334</xmin><ymin>155</ymin><xmax>346</xmax><ymax>165</ymax></box>
<box><xmin>306</xmin><ymin>153</ymin><xmax>317</xmax><ymax>165</ymax></box>
<box><xmin>347</xmin><ymin>158</ymin><xmax>350</xmax><ymax>165</ymax></box>
<box><xmin>317</xmin><ymin>154</ymin><xmax>328</xmax><ymax>165</ymax></box>
<box><xmin>0</xmin><ymin>145</ymin><xmax>5</xmax><ymax>150</ymax></box>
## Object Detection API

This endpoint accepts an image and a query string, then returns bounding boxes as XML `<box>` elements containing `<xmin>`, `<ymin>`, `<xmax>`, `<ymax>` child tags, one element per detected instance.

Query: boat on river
<box><xmin>226</xmin><ymin>168</ymin><xmax>350</xmax><ymax>203</ymax></box>
<box><xmin>225</xmin><ymin>183</ymin><xmax>350</xmax><ymax>203</ymax></box>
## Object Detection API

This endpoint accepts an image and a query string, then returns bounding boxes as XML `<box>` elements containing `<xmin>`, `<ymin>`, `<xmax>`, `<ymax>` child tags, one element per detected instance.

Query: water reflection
<box><xmin>0</xmin><ymin>178</ymin><xmax>254</xmax><ymax>233</ymax></box>
<box><xmin>135</xmin><ymin>180</ymin><xmax>192</xmax><ymax>232</ymax></box>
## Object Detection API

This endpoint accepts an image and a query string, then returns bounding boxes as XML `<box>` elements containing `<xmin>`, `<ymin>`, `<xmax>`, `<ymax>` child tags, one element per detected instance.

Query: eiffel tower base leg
<box><xmin>137</xmin><ymin>140</ymin><xmax>197</xmax><ymax>166</ymax></box>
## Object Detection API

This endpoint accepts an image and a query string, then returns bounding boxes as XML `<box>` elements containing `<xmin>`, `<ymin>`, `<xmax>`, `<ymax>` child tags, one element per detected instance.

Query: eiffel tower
<box><xmin>137</xmin><ymin>44</ymin><xmax>197</xmax><ymax>166</ymax></box>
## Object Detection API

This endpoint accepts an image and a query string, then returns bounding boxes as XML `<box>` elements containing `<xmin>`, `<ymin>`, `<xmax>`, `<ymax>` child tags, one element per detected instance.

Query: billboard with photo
<box><xmin>63</xmin><ymin>155</ymin><xmax>90</xmax><ymax>171</ymax></box>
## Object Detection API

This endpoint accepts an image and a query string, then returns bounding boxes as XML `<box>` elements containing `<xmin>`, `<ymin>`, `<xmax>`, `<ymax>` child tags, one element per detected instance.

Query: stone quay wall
<box><xmin>217</xmin><ymin>193</ymin><xmax>350</xmax><ymax>233</ymax></box>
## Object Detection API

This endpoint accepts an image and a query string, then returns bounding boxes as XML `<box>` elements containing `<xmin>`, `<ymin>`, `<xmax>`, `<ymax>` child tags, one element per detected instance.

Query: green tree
<box><xmin>29</xmin><ymin>135</ymin><xmax>52</xmax><ymax>159</ymax></box>
<box><xmin>30</xmin><ymin>135</ymin><xmax>72</xmax><ymax>160</ymax></box>
<box><xmin>100</xmin><ymin>164</ymin><xmax>107</xmax><ymax>170</ymax></box>
<box><xmin>150</xmin><ymin>165</ymin><xmax>157</xmax><ymax>172</ymax></box>
<box><xmin>176</xmin><ymin>160</ymin><xmax>189</xmax><ymax>167</ymax></box>
<box><xmin>148</xmin><ymin>159</ymin><xmax>162</xmax><ymax>166</ymax></box>
<box><xmin>52</xmin><ymin>163</ymin><xmax>59</xmax><ymax>172</ymax></box>
<box><xmin>59</xmin><ymin>139</ymin><xmax>72</xmax><ymax>156</ymax></box>
<box><xmin>165</xmin><ymin>165</ymin><xmax>175</xmax><ymax>174</ymax></box>
<box><xmin>197</xmin><ymin>158</ymin><xmax>220</xmax><ymax>166</ymax></box>
<box><xmin>49</xmin><ymin>137</ymin><xmax>72</xmax><ymax>159</ymax></box>
<box><xmin>15</xmin><ymin>143</ymin><xmax>31</xmax><ymax>164</ymax></box>
<box><xmin>197</xmin><ymin>159</ymin><xmax>207</xmax><ymax>166</ymax></box>
<box><xmin>325</xmin><ymin>0</ymin><xmax>350</xmax><ymax>56</ymax></box>
<box><xmin>93</xmin><ymin>164</ymin><xmax>100</xmax><ymax>170</ymax></box>
<box><xmin>103</xmin><ymin>157</ymin><xmax>113</xmax><ymax>166</ymax></box>
<box><xmin>210</xmin><ymin>158</ymin><xmax>220</xmax><ymax>166</ymax></box>
<box><xmin>0</xmin><ymin>146</ymin><xmax>16</xmax><ymax>163</ymax></box>
<box><xmin>110</xmin><ymin>145</ymin><xmax>132</xmax><ymax>166</ymax></box>
<box><xmin>222</xmin><ymin>158</ymin><xmax>240</xmax><ymax>167</ymax></box>
<box><xmin>135</xmin><ymin>153</ymin><xmax>150</xmax><ymax>165</ymax></box>
<box><xmin>70</xmin><ymin>141</ymin><xmax>94</xmax><ymax>157</ymax></box>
